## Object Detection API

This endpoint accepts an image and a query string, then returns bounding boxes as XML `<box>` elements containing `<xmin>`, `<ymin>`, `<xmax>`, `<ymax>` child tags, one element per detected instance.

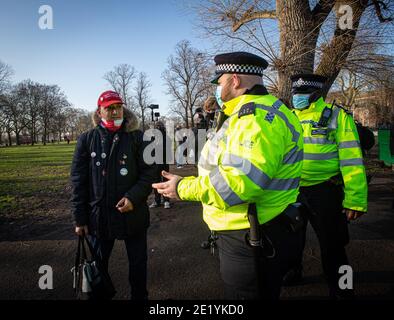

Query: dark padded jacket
<box><xmin>70</xmin><ymin>109</ymin><xmax>157</xmax><ymax>239</ymax></box>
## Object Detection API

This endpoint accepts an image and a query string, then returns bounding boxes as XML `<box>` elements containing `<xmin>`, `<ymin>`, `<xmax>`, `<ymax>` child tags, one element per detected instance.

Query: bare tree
<box><xmin>0</xmin><ymin>100</ymin><xmax>13</xmax><ymax>145</ymax></box>
<box><xmin>163</xmin><ymin>40</ymin><xmax>212</xmax><ymax>128</ymax></box>
<box><xmin>63</xmin><ymin>107</ymin><xmax>85</xmax><ymax>140</ymax></box>
<box><xmin>193</xmin><ymin>0</ymin><xmax>393</xmax><ymax>102</ymax></box>
<box><xmin>12</xmin><ymin>80</ymin><xmax>43</xmax><ymax>145</ymax></box>
<box><xmin>134</xmin><ymin>72</ymin><xmax>151</xmax><ymax>130</ymax></box>
<box><xmin>103</xmin><ymin>64</ymin><xmax>136</xmax><ymax>109</ymax></box>
<box><xmin>75</xmin><ymin>111</ymin><xmax>93</xmax><ymax>136</ymax></box>
<box><xmin>0</xmin><ymin>60</ymin><xmax>13</xmax><ymax>94</ymax></box>
<box><xmin>51</xmin><ymin>105</ymin><xmax>68</xmax><ymax>142</ymax></box>
<box><xmin>335</xmin><ymin>70</ymin><xmax>368</xmax><ymax>109</ymax></box>
<box><xmin>367</xmin><ymin>67</ymin><xmax>394</xmax><ymax>126</ymax></box>
<box><xmin>0</xmin><ymin>87</ymin><xmax>26</xmax><ymax>145</ymax></box>
<box><xmin>39</xmin><ymin>84</ymin><xmax>69</xmax><ymax>145</ymax></box>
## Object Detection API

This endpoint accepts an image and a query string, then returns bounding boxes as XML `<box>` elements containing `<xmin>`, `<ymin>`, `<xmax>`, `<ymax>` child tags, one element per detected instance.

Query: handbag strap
<box><xmin>84</xmin><ymin>235</ymin><xmax>99</xmax><ymax>262</ymax></box>
<box><xmin>80</xmin><ymin>235</ymin><xmax>88</xmax><ymax>261</ymax></box>
<box><xmin>74</xmin><ymin>236</ymin><xmax>82</xmax><ymax>269</ymax></box>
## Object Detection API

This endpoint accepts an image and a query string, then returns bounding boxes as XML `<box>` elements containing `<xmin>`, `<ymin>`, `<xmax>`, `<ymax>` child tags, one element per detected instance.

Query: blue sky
<box><xmin>0</xmin><ymin>0</ymin><xmax>212</xmax><ymax>115</ymax></box>
<box><xmin>3</xmin><ymin>1</ymin><xmax>391</xmax><ymax>116</ymax></box>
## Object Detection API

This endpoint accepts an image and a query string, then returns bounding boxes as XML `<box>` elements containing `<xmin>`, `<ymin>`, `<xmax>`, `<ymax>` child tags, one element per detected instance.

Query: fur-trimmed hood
<box><xmin>92</xmin><ymin>108</ymin><xmax>140</xmax><ymax>132</ymax></box>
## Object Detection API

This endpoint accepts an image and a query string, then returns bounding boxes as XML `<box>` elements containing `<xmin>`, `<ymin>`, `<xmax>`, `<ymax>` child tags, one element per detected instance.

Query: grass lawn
<box><xmin>0</xmin><ymin>141</ymin><xmax>386</xmax><ymax>219</ymax></box>
<box><xmin>0</xmin><ymin>142</ymin><xmax>76</xmax><ymax>216</ymax></box>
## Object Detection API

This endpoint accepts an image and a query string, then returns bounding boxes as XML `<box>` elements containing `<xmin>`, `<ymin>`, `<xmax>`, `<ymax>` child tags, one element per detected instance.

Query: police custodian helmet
<box><xmin>290</xmin><ymin>73</ymin><xmax>327</xmax><ymax>94</ymax></box>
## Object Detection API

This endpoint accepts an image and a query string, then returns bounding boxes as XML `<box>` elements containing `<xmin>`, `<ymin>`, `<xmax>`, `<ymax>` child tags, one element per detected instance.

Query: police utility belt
<box><xmin>245</xmin><ymin>202</ymin><xmax>304</xmax><ymax>257</ymax></box>
<box><xmin>208</xmin><ymin>203</ymin><xmax>304</xmax><ymax>258</ymax></box>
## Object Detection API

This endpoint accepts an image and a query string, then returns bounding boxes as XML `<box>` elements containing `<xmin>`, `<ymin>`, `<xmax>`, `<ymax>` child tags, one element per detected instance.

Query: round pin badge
<box><xmin>96</xmin><ymin>161</ymin><xmax>101</xmax><ymax>166</ymax></box>
<box><xmin>101</xmin><ymin>153</ymin><xmax>107</xmax><ymax>159</ymax></box>
<box><xmin>91</xmin><ymin>152</ymin><xmax>96</xmax><ymax>158</ymax></box>
<box><xmin>120</xmin><ymin>168</ymin><xmax>128</xmax><ymax>176</ymax></box>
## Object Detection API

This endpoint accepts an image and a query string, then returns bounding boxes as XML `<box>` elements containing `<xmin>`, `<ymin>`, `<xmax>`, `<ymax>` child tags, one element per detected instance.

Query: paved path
<box><xmin>0</xmin><ymin>167</ymin><xmax>393</xmax><ymax>300</ymax></box>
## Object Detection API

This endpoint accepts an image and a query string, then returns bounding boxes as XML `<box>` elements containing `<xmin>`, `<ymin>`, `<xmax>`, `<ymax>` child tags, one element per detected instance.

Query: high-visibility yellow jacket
<box><xmin>177</xmin><ymin>86</ymin><xmax>304</xmax><ymax>231</ymax></box>
<box><xmin>294</xmin><ymin>97</ymin><xmax>368</xmax><ymax>212</ymax></box>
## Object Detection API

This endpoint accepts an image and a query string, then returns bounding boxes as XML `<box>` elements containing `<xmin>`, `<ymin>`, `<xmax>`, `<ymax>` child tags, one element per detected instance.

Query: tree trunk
<box><xmin>276</xmin><ymin>0</ymin><xmax>319</xmax><ymax>102</ymax></box>
<box><xmin>189</xmin><ymin>105</ymin><xmax>195</xmax><ymax>128</ymax></box>
<box><xmin>43</xmin><ymin>127</ymin><xmax>47</xmax><ymax>145</ymax></box>
<box><xmin>141</xmin><ymin>109</ymin><xmax>145</xmax><ymax>131</ymax></box>
<box><xmin>30</xmin><ymin>120</ymin><xmax>35</xmax><ymax>145</ymax></box>
<box><xmin>316</xmin><ymin>1</ymin><xmax>368</xmax><ymax>97</ymax></box>
<box><xmin>7</xmin><ymin>130</ymin><xmax>12</xmax><ymax>146</ymax></box>
<box><xmin>184</xmin><ymin>107</ymin><xmax>189</xmax><ymax>128</ymax></box>
<box><xmin>15</xmin><ymin>129</ymin><xmax>20</xmax><ymax>146</ymax></box>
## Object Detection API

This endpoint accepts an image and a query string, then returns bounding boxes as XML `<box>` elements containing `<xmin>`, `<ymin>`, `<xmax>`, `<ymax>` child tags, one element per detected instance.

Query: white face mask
<box><xmin>114</xmin><ymin>119</ymin><xmax>124</xmax><ymax>127</ymax></box>
<box><xmin>102</xmin><ymin>118</ymin><xmax>124</xmax><ymax>127</ymax></box>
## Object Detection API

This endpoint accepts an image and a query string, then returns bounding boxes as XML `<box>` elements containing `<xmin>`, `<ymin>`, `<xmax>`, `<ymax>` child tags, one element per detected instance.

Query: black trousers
<box><xmin>89</xmin><ymin>231</ymin><xmax>148</xmax><ymax>300</ymax></box>
<box><xmin>217</xmin><ymin>219</ymin><xmax>303</xmax><ymax>300</ymax></box>
<box><xmin>298</xmin><ymin>181</ymin><xmax>351</xmax><ymax>296</ymax></box>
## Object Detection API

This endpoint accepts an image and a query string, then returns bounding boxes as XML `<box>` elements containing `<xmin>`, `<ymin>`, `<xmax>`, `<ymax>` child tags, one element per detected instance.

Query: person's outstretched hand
<box><xmin>152</xmin><ymin>171</ymin><xmax>182</xmax><ymax>200</ymax></box>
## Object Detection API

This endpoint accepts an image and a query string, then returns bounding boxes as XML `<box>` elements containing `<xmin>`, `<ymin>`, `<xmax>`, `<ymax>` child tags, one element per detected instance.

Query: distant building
<box><xmin>327</xmin><ymin>89</ymin><xmax>394</xmax><ymax>128</ymax></box>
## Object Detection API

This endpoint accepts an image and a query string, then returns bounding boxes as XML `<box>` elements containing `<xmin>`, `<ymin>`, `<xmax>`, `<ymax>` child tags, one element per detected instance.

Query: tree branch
<box><xmin>311</xmin><ymin>0</ymin><xmax>336</xmax><ymax>26</ymax></box>
<box><xmin>371</xmin><ymin>0</ymin><xmax>393</xmax><ymax>22</ymax></box>
<box><xmin>231</xmin><ymin>8</ymin><xmax>276</xmax><ymax>32</ymax></box>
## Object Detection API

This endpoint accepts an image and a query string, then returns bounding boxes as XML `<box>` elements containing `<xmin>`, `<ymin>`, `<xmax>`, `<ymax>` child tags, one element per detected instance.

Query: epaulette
<box><xmin>238</xmin><ymin>102</ymin><xmax>256</xmax><ymax>118</ymax></box>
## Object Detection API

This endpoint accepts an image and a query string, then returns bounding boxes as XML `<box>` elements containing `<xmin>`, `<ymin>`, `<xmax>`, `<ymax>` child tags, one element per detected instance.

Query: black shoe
<box><xmin>282</xmin><ymin>266</ymin><xmax>303</xmax><ymax>286</ymax></box>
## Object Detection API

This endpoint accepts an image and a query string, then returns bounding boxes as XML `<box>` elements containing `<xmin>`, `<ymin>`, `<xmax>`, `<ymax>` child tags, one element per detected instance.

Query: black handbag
<box><xmin>71</xmin><ymin>235</ymin><xmax>116</xmax><ymax>300</ymax></box>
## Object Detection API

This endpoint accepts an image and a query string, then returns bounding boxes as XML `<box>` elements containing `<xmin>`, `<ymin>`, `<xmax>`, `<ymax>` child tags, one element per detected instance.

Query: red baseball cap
<box><xmin>97</xmin><ymin>90</ymin><xmax>124</xmax><ymax>108</ymax></box>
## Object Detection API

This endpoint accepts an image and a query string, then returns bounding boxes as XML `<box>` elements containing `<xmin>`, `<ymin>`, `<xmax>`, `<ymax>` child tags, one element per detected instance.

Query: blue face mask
<box><xmin>292</xmin><ymin>94</ymin><xmax>311</xmax><ymax>110</ymax></box>
<box><xmin>215</xmin><ymin>86</ymin><xmax>224</xmax><ymax>108</ymax></box>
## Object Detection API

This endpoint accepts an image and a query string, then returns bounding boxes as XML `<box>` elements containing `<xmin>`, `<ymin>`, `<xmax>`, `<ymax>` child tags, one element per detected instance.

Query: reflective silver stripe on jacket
<box><xmin>340</xmin><ymin>158</ymin><xmax>364</xmax><ymax>167</ymax></box>
<box><xmin>198</xmin><ymin>120</ymin><xmax>230</xmax><ymax>171</ymax></box>
<box><xmin>304</xmin><ymin>152</ymin><xmax>338</xmax><ymax>160</ymax></box>
<box><xmin>283</xmin><ymin>146</ymin><xmax>304</xmax><ymax>164</ymax></box>
<box><xmin>222</xmin><ymin>153</ymin><xmax>300</xmax><ymax>191</ymax></box>
<box><xmin>338</xmin><ymin>141</ymin><xmax>360</xmax><ymax>149</ymax></box>
<box><xmin>209</xmin><ymin>167</ymin><xmax>244</xmax><ymax>206</ymax></box>
<box><xmin>304</xmin><ymin>137</ymin><xmax>335</xmax><ymax>145</ymax></box>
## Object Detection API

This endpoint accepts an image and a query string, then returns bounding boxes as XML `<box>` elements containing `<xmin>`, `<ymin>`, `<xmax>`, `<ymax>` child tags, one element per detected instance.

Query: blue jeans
<box><xmin>88</xmin><ymin>231</ymin><xmax>148</xmax><ymax>300</ymax></box>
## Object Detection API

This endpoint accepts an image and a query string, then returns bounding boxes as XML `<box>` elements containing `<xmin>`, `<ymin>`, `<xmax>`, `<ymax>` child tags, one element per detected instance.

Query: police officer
<box><xmin>153</xmin><ymin>52</ymin><xmax>304</xmax><ymax>299</ymax></box>
<box><xmin>284</xmin><ymin>74</ymin><xmax>368</xmax><ymax>299</ymax></box>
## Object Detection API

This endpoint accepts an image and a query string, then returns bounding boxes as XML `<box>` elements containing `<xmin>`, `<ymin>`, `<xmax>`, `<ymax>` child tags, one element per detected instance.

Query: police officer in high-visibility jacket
<box><xmin>153</xmin><ymin>52</ymin><xmax>304</xmax><ymax>299</ymax></box>
<box><xmin>284</xmin><ymin>73</ymin><xmax>367</xmax><ymax>299</ymax></box>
